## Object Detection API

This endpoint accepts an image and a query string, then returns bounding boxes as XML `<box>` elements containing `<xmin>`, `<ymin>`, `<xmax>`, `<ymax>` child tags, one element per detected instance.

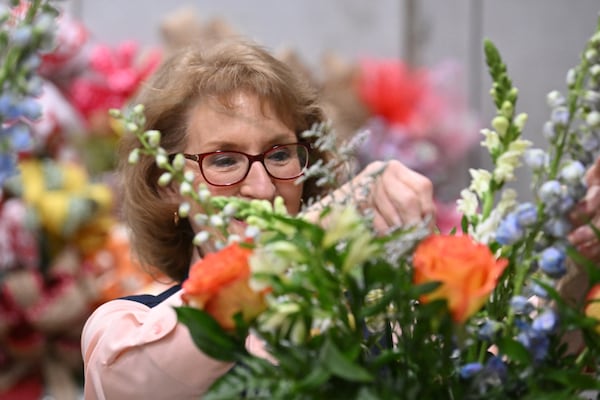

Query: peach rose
<box><xmin>413</xmin><ymin>234</ymin><xmax>508</xmax><ymax>323</ymax></box>
<box><xmin>585</xmin><ymin>284</ymin><xmax>600</xmax><ymax>333</ymax></box>
<box><xmin>182</xmin><ymin>242</ymin><xmax>267</xmax><ymax>330</ymax></box>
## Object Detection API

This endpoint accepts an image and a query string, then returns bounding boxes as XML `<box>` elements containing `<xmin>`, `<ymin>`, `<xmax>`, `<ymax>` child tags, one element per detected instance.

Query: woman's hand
<box><xmin>305</xmin><ymin>160</ymin><xmax>435</xmax><ymax>235</ymax></box>
<box><xmin>569</xmin><ymin>156</ymin><xmax>600</xmax><ymax>263</ymax></box>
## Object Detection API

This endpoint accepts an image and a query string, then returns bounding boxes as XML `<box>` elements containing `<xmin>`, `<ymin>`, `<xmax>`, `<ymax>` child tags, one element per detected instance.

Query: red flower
<box><xmin>357</xmin><ymin>59</ymin><xmax>430</xmax><ymax>127</ymax></box>
<box><xmin>182</xmin><ymin>243</ymin><xmax>267</xmax><ymax>330</ymax></box>
<box><xmin>413</xmin><ymin>234</ymin><xmax>508</xmax><ymax>323</ymax></box>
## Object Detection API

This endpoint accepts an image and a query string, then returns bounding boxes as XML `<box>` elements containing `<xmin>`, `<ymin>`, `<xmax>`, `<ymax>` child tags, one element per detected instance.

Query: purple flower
<box><xmin>514</xmin><ymin>202</ymin><xmax>537</xmax><ymax>227</ymax></box>
<box><xmin>538</xmin><ymin>180</ymin><xmax>563</xmax><ymax>211</ymax></box>
<box><xmin>543</xmin><ymin>121</ymin><xmax>557</xmax><ymax>141</ymax></box>
<box><xmin>517</xmin><ymin>329</ymin><xmax>550</xmax><ymax>363</ymax></box>
<box><xmin>496</xmin><ymin>213</ymin><xmax>524</xmax><ymax>245</ymax></box>
<box><xmin>19</xmin><ymin>98</ymin><xmax>42</xmax><ymax>121</ymax></box>
<box><xmin>524</xmin><ymin>148</ymin><xmax>548</xmax><ymax>170</ymax></box>
<box><xmin>532</xmin><ymin>310</ymin><xmax>558</xmax><ymax>334</ymax></box>
<box><xmin>510</xmin><ymin>295</ymin><xmax>534</xmax><ymax>315</ymax></box>
<box><xmin>543</xmin><ymin>217</ymin><xmax>572</xmax><ymax>238</ymax></box>
<box><xmin>478</xmin><ymin>320</ymin><xmax>501</xmax><ymax>341</ymax></box>
<box><xmin>551</xmin><ymin>107</ymin><xmax>569</xmax><ymax>126</ymax></box>
<box><xmin>10</xmin><ymin>26</ymin><xmax>33</xmax><ymax>47</ymax></box>
<box><xmin>539</xmin><ymin>246</ymin><xmax>566</xmax><ymax>278</ymax></box>
<box><xmin>0</xmin><ymin>153</ymin><xmax>17</xmax><ymax>186</ymax></box>
<box><xmin>459</xmin><ymin>362</ymin><xmax>483</xmax><ymax>379</ymax></box>
<box><xmin>5</xmin><ymin>122</ymin><xmax>32</xmax><ymax>151</ymax></box>
<box><xmin>559</xmin><ymin>160</ymin><xmax>586</xmax><ymax>184</ymax></box>
<box><xmin>0</xmin><ymin>94</ymin><xmax>21</xmax><ymax>120</ymax></box>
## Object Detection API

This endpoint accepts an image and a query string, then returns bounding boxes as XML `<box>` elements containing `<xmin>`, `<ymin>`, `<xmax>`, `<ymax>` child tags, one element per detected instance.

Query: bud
<box><xmin>193</xmin><ymin>231</ymin><xmax>210</xmax><ymax>246</ymax></box>
<box><xmin>158</xmin><ymin>172</ymin><xmax>172</xmax><ymax>186</ymax></box>
<box><xmin>128</xmin><ymin>149</ymin><xmax>140</xmax><ymax>164</ymax></box>
<box><xmin>178</xmin><ymin>202</ymin><xmax>191</xmax><ymax>218</ymax></box>
<box><xmin>586</xmin><ymin>111</ymin><xmax>600</xmax><ymax>128</ymax></box>
<box><xmin>145</xmin><ymin>130</ymin><xmax>161</xmax><ymax>147</ymax></box>
<box><xmin>172</xmin><ymin>154</ymin><xmax>185</xmax><ymax>171</ymax></box>
<box><xmin>491</xmin><ymin>116</ymin><xmax>509</xmax><ymax>138</ymax></box>
<box><xmin>513</xmin><ymin>113</ymin><xmax>528</xmax><ymax>131</ymax></box>
<box><xmin>501</xmin><ymin>101</ymin><xmax>513</xmax><ymax>118</ymax></box>
<box><xmin>133</xmin><ymin>104</ymin><xmax>145</xmax><ymax>114</ymax></box>
<box><xmin>155</xmin><ymin>154</ymin><xmax>168</xmax><ymax>168</ymax></box>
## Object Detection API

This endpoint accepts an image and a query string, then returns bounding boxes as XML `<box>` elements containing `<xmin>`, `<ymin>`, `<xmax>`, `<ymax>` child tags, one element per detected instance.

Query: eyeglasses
<box><xmin>182</xmin><ymin>142</ymin><xmax>310</xmax><ymax>187</ymax></box>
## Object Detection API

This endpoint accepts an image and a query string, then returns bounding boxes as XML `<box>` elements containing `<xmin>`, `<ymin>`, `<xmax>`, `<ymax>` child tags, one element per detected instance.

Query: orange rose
<box><xmin>182</xmin><ymin>242</ymin><xmax>267</xmax><ymax>330</ymax></box>
<box><xmin>413</xmin><ymin>234</ymin><xmax>508</xmax><ymax>323</ymax></box>
<box><xmin>585</xmin><ymin>284</ymin><xmax>600</xmax><ymax>333</ymax></box>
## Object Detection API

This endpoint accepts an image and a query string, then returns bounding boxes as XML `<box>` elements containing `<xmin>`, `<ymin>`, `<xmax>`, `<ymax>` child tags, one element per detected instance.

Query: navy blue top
<box><xmin>119</xmin><ymin>284</ymin><xmax>182</xmax><ymax>308</ymax></box>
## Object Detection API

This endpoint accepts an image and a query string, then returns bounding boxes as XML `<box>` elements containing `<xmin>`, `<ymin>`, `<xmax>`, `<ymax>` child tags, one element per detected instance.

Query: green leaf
<box><xmin>320</xmin><ymin>337</ymin><xmax>373</xmax><ymax>383</ymax></box>
<box><xmin>175</xmin><ymin>306</ymin><xmax>246</xmax><ymax>362</ymax></box>
<box><xmin>496</xmin><ymin>337</ymin><xmax>531</xmax><ymax>365</ymax></box>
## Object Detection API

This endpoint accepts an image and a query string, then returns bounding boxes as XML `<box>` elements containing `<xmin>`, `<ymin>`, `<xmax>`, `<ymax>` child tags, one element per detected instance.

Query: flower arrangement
<box><xmin>0</xmin><ymin>2</ymin><xmax>161</xmax><ymax>398</ymax></box>
<box><xmin>118</xmin><ymin>15</ymin><xmax>600</xmax><ymax>400</ymax></box>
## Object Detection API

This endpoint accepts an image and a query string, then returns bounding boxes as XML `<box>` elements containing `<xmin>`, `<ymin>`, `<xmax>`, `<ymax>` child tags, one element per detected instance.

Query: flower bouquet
<box><xmin>119</xmin><ymin>16</ymin><xmax>600</xmax><ymax>400</ymax></box>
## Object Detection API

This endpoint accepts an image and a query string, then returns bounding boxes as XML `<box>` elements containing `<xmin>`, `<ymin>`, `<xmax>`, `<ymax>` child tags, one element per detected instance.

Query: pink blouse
<box><xmin>81</xmin><ymin>288</ymin><xmax>265</xmax><ymax>399</ymax></box>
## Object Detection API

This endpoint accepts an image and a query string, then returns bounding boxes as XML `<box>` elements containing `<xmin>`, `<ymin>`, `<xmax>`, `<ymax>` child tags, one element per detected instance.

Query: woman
<box><xmin>81</xmin><ymin>38</ymin><xmax>435</xmax><ymax>399</ymax></box>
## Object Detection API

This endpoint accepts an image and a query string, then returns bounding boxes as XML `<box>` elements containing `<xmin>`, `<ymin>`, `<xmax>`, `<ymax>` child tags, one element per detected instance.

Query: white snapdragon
<box><xmin>513</xmin><ymin>113</ymin><xmax>528</xmax><ymax>131</ymax></box>
<box><xmin>491</xmin><ymin>116</ymin><xmax>509</xmax><ymax>138</ymax></box>
<box><xmin>457</xmin><ymin>189</ymin><xmax>479</xmax><ymax>217</ymax></box>
<box><xmin>468</xmin><ymin>169</ymin><xmax>493</xmax><ymax>197</ymax></box>
<box><xmin>493</xmin><ymin>139</ymin><xmax>532</xmax><ymax>182</ymax></box>
<box><xmin>480</xmin><ymin>129</ymin><xmax>500</xmax><ymax>152</ymax></box>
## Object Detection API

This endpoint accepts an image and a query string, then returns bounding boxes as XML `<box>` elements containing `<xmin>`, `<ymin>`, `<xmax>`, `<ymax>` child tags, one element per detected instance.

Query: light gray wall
<box><xmin>65</xmin><ymin>0</ymin><xmax>600</xmax><ymax>200</ymax></box>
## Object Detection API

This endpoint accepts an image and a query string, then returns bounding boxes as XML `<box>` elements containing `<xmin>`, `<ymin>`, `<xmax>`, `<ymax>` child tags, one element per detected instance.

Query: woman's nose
<box><xmin>239</xmin><ymin>161</ymin><xmax>276</xmax><ymax>200</ymax></box>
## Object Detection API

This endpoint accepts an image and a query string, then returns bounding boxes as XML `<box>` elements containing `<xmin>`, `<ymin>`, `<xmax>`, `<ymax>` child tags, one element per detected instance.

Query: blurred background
<box><xmin>1</xmin><ymin>0</ymin><xmax>599</xmax><ymax>398</ymax></box>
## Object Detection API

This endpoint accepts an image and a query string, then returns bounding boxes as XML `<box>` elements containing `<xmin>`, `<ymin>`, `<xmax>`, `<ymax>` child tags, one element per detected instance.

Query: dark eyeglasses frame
<box><xmin>181</xmin><ymin>142</ymin><xmax>311</xmax><ymax>187</ymax></box>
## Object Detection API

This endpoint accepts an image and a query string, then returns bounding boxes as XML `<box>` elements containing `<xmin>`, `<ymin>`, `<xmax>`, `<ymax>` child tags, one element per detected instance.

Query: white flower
<box><xmin>172</xmin><ymin>154</ymin><xmax>185</xmax><ymax>171</ymax></box>
<box><xmin>480</xmin><ymin>129</ymin><xmax>500</xmax><ymax>152</ymax></box>
<box><xmin>513</xmin><ymin>113</ymin><xmax>528</xmax><ymax>131</ymax></box>
<box><xmin>468</xmin><ymin>169</ymin><xmax>493</xmax><ymax>197</ymax></box>
<box><xmin>491</xmin><ymin>116</ymin><xmax>509</xmax><ymax>138</ymax></box>
<box><xmin>198</xmin><ymin>185</ymin><xmax>211</xmax><ymax>202</ymax></box>
<box><xmin>322</xmin><ymin>206</ymin><xmax>364</xmax><ymax>248</ymax></box>
<box><xmin>155</xmin><ymin>154</ymin><xmax>168</xmax><ymax>168</ymax></box>
<box><xmin>145</xmin><ymin>130</ymin><xmax>161</xmax><ymax>147</ymax></box>
<box><xmin>493</xmin><ymin>140</ymin><xmax>532</xmax><ymax>182</ymax></box>
<box><xmin>209</xmin><ymin>214</ymin><xmax>224</xmax><ymax>227</ymax></box>
<box><xmin>183</xmin><ymin>170</ymin><xmax>195</xmax><ymax>183</ymax></box>
<box><xmin>157</xmin><ymin>172</ymin><xmax>172</xmax><ymax>186</ymax></box>
<box><xmin>128</xmin><ymin>149</ymin><xmax>140</xmax><ymax>164</ymax></box>
<box><xmin>192</xmin><ymin>231</ymin><xmax>210</xmax><ymax>246</ymax></box>
<box><xmin>178</xmin><ymin>202</ymin><xmax>191</xmax><ymax>218</ymax></box>
<box><xmin>179</xmin><ymin>181</ymin><xmax>193</xmax><ymax>196</ymax></box>
<box><xmin>457</xmin><ymin>189</ymin><xmax>479</xmax><ymax>217</ymax></box>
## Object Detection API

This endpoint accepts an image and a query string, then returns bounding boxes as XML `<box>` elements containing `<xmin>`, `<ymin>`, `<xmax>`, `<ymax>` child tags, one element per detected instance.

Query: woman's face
<box><xmin>183</xmin><ymin>91</ymin><xmax>304</xmax><ymax>231</ymax></box>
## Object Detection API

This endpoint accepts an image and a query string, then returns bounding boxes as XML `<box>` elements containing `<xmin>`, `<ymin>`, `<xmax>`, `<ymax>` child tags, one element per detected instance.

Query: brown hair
<box><xmin>119</xmin><ymin>38</ymin><xmax>332</xmax><ymax>282</ymax></box>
